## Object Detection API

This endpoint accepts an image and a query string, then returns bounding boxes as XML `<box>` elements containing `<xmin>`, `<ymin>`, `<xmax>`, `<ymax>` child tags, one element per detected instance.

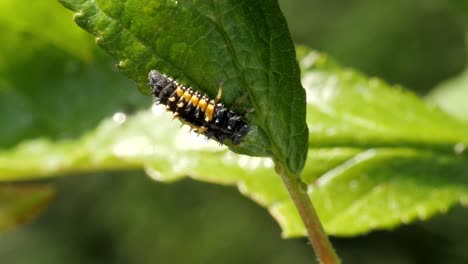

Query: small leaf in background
<box><xmin>59</xmin><ymin>0</ymin><xmax>309</xmax><ymax>175</ymax></box>
<box><xmin>0</xmin><ymin>184</ymin><xmax>55</xmax><ymax>233</ymax></box>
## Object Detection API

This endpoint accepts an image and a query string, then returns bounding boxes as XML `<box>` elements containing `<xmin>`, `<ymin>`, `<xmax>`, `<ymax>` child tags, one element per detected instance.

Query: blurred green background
<box><xmin>1</xmin><ymin>0</ymin><xmax>468</xmax><ymax>263</ymax></box>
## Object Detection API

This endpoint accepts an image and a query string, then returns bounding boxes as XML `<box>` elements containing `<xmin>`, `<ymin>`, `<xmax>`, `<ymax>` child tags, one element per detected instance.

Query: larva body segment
<box><xmin>148</xmin><ymin>70</ymin><xmax>249</xmax><ymax>145</ymax></box>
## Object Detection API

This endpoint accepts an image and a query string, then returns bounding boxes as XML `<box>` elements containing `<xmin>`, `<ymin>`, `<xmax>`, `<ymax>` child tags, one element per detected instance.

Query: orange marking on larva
<box><xmin>175</xmin><ymin>86</ymin><xmax>184</xmax><ymax>97</ymax></box>
<box><xmin>183</xmin><ymin>90</ymin><xmax>192</xmax><ymax>102</ymax></box>
<box><xmin>190</xmin><ymin>94</ymin><xmax>200</xmax><ymax>106</ymax></box>
<box><xmin>205</xmin><ymin>100</ymin><xmax>215</xmax><ymax>122</ymax></box>
<box><xmin>198</xmin><ymin>99</ymin><xmax>208</xmax><ymax>112</ymax></box>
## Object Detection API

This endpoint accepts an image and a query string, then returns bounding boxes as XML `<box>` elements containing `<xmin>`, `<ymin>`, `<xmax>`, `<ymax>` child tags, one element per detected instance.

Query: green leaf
<box><xmin>0</xmin><ymin>1</ymin><xmax>93</xmax><ymax>61</ymax></box>
<box><xmin>59</xmin><ymin>0</ymin><xmax>309</xmax><ymax>175</ymax></box>
<box><xmin>0</xmin><ymin>184</ymin><xmax>55</xmax><ymax>233</ymax></box>
<box><xmin>450</xmin><ymin>0</ymin><xmax>468</xmax><ymax>22</ymax></box>
<box><xmin>296</xmin><ymin>49</ymin><xmax>468</xmax><ymax>149</ymax></box>
<box><xmin>426</xmin><ymin>68</ymin><xmax>468</xmax><ymax>122</ymax></box>
<box><xmin>2</xmin><ymin>48</ymin><xmax>468</xmax><ymax>236</ymax></box>
<box><xmin>0</xmin><ymin>1</ymin><xmax>147</xmax><ymax>148</ymax></box>
<box><xmin>295</xmin><ymin>49</ymin><xmax>468</xmax><ymax>236</ymax></box>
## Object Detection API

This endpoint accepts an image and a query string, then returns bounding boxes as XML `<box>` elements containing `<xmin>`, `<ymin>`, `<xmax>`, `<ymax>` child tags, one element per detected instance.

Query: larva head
<box><xmin>148</xmin><ymin>70</ymin><xmax>173</xmax><ymax>97</ymax></box>
<box><xmin>225</xmin><ymin>110</ymin><xmax>249</xmax><ymax>145</ymax></box>
<box><xmin>232</xmin><ymin>122</ymin><xmax>249</xmax><ymax>145</ymax></box>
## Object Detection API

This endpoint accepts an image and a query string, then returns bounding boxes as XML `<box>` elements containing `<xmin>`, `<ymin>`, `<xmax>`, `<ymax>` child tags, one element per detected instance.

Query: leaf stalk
<box><xmin>275</xmin><ymin>162</ymin><xmax>340</xmax><ymax>264</ymax></box>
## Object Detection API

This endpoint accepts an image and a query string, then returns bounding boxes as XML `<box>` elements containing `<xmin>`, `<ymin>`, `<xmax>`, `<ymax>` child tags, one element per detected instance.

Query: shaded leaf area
<box><xmin>0</xmin><ymin>184</ymin><xmax>55</xmax><ymax>233</ymax></box>
<box><xmin>280</xmin><ymin>0</ymin><xmax>467</xmax><ymax>95</ymax></box>
<box><xmin>0</xmin><ymin>173</ymin><xmax>317</xmax><ymax>264</ymax></box>
<box><xmin>450</xmin><ymin>0</ymin><xmax>468</xmax><ymax>22</ymax></box>
<box><xmin>3</xmin><ymin>174</ymin><xmax>468</xmax><ymax>264</ymax></box>
<box><xmin>0</xmin><ymin>1</ymin><xmax>147</xmax><ymax>149</ymax></box>
<box><xmin>427</xmin><ymin>68</ymin><xmax>468</xmax><ymax>122</ymax></box>
<box><xmin>0</xmin><ymin>1</ymin><xmax>118</xmax><ymax>233</ymax></box>
<box><xmin>2</xmin><ymin>50</ymin><xmax>468</xmax><ymax>236</ymax></box>
<box><xmin>0</xmin><ymin>1</ymin><xmax>93</xmax><ymax>61</ymax></box>
<box><xmin>59</xmin><ymin>0</ymin><xmax>308</xmax><ymax>174</ymax></box>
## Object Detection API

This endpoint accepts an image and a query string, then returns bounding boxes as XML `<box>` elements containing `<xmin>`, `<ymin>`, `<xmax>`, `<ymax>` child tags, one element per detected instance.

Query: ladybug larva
<box><xmin>148</xmin><ymin>70</ymin><xmax>249</xmax><ymax>145</ymax></box>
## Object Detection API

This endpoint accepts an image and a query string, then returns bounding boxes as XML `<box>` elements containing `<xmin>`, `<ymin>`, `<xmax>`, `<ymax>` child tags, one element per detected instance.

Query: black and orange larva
<box><xmin>148</xmin><ymin>70</ymin><xmax>249</xmax><ymax>145</ymax></box>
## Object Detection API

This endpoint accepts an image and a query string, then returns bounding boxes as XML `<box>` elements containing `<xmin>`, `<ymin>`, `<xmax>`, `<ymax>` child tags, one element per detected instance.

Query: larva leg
<box><xmin>214</xmin><ymin>81</ymin><xmax>224</xmax><ymax>103</ymax></box>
